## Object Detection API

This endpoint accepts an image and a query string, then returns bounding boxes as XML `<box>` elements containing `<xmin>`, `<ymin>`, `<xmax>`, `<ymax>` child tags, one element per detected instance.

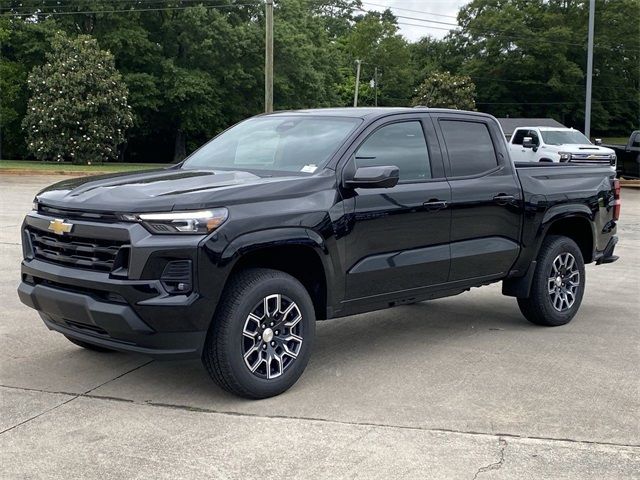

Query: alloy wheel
<box><xmin>241</xmin><ymin>294</ymin><xmax>304</xmax><ymax>379</ymax></box>
<box><xmin>547</xmin><ymin>252</ymin><xmax>580</xmax><ymax>312</ymax></box>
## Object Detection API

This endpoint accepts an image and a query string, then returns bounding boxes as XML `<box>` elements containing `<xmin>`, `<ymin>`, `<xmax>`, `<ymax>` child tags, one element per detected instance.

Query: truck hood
<box><xmin>548</xmin><ymin>144</ymin><xmax>616</xmax><ymax>155</ymax></box>
<box><xmin>35</xmin><ymin>168</ymin><xmax>331</xmax><ymax>213</ymax></box>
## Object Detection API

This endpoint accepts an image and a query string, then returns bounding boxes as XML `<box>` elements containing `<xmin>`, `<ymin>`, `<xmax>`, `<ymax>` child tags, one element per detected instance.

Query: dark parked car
<box><xmin>603</xmin><ymin>131</ymin><xmax>640</xmax><ymax>178</ymax></box>
<box><xmin>18</xmin><ymin>108</ymin><xmax>621</xmax><ymax>398</ymax></box>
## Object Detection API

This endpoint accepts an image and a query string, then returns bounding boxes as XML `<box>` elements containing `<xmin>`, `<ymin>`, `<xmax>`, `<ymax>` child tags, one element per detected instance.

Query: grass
<box><xmin>0</xmin><ymin>160</ymin><xmax>167</xmax><ymax>174</ymax></box>
<box><xmin>599</xmin><ymin>137</ymin><xmax>629</xmax><ymax>145</ymax></box>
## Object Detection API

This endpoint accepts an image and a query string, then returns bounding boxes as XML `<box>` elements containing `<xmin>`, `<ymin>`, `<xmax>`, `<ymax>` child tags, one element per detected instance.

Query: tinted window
<box><xmin>440</xmin><ymin>120</ymin><xmax>498</xmax><ymax>177</ymax></box>
<box><xmin>512</xmin><ymin>129</ymin><xmax>526</xmax><ymax>145</ymax></box>
<box><xmin>355</xmin><ymin>121</ymin><xmax>431</xmax><ymax>181</ymax></box>
<box><xmin>631</xmin><ymin>133</ymin><xmax>640</xmax><ymax>148</ymax></box>
<box><xmin>183</xmin><ymin>116</ymin><xmax>361</xmax><ymax>174</ymax></box>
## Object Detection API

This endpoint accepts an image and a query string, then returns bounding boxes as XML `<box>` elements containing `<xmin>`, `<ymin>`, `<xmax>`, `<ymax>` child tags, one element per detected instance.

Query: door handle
<box><xmin>493</xmin><ymin>194</ymin><xmax>515</xmax><ymax>204</ymax></box>
<box><xmin>423</xmin><ymin>200</ymin><xmax>448</xmax><ymax>210</ymax></box>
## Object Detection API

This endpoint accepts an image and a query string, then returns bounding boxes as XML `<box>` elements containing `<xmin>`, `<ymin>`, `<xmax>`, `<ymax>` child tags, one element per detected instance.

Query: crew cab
<box><xmin>18</xmin><ymin>108</ymin><xmax>621</xmax><ymax>399</ymax></box>
<box><xmin>603</xmin><ymin>131</ymin><xmax>640</xmax><ymax>179</ymax></box>
<box><xmin>508</xmin><ymin>126</ymin><xmax>617</xmax><ymax>165</ymax></box>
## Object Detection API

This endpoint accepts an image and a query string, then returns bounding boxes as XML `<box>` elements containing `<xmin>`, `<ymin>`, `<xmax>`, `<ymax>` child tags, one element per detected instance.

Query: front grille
<box><xmin>569</xmin><ymin>153</ymin><xmax>615</xmax><ymax>165</ymax></box>
<box><xmin>37</xmin><ymin>204</ymin><xmax>120</xmax><ymax>222</ymax></box>
<box><xmin>27</xmin><ymin>227</ymin><xmax>128</xmax><ymax>272</ymax></box>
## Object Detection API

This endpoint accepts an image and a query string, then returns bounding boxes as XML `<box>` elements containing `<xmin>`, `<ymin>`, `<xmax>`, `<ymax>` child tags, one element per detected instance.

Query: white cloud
<box><xmin>360</xmin><ymin>0</ymin><xmax>470</xmax><ymax>41</ymax></box>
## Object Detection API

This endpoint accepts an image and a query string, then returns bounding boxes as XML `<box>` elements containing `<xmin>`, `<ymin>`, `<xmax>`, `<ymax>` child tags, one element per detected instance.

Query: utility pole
<box><xmin>353</xmin><ymin>59</ymin><xmax>361</xmax><ymax>107</ymax></box>
<box><xmin>265</xmin><ymin>0</ymin><xmax>274</xmax><ymax>113</ymax></box>
<box><xmin>584</xmin><ymin>0</ymin><xmax>595</xmax><ymax>138</ymax></box>
<box><xmin>374</xmin><ymin>66</ymin><xmax>378</xmax><ymax>107</ymax></box>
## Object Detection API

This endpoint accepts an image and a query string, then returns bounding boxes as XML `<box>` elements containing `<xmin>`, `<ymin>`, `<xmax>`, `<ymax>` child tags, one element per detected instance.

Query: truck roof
<box><xmin>265</xmin><ymin>107</ymin><xmax>496</xmax><ymax>121</ymax></box>
<box><xmin>515</xmin><ymin>126</ymin><xmax>577</xmax><ymax>132</ymax></box>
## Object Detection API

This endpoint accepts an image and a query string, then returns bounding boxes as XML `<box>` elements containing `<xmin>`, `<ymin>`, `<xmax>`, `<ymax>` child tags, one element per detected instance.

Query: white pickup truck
<box><xmin>508</xmin><ymin>126</ymin><xmax>616</xmax><ymax>164</ymax></box>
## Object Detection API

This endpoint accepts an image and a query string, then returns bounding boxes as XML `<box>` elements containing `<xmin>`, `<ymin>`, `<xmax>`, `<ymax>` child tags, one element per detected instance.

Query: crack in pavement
<box><xmin>473</xmin><ymin>437</ymin><xmax>507</xmax><ymax>479</ymax></box>
<box><xmin>1</xmin><ymin>383</ymin><xmax>639</xmax><ymax>450</ymax></box>
<box><xmin>0</xmin><ymin>360</ymin><xmax>153</xmax><ymax>436</ymax></box>
<box><xmin>0</xmin><ymin>395</ymin><xmax>78</xmax><ymax>436</ymax></box>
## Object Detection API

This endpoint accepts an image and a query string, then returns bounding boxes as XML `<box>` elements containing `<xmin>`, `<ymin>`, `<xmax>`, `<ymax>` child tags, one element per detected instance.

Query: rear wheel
<box><xmin>64</xmin><ymin>335</ymin><xmax>115</xmax><ymax>352</ymax></box>
<box><xmin>518</xmin><ymin>235</ymin><xmax>586</xmax><ymax>326</ymax></box>
<box><xmin>202</xmin><ymin>268</ymin><xmax>315</xmax><ymax>399</ymax></box>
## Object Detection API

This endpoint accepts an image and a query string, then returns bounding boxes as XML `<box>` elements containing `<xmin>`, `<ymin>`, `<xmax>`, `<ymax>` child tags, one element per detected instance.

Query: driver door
<box><xmin>512</xmin><ymin>129</ymin><xmax>540</xmax><ymax>162</ymax></box>
<box><xmin>342</xmin><ymin>116</ymin><xmax>451</xmax><ymax>301</ymax></box>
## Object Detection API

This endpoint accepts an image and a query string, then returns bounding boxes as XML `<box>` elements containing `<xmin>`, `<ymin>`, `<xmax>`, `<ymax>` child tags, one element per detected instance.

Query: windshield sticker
<box><xmin>301</xmin><ymin>164</ymin><xmax>318</xmax><ymax>173</ymax></box>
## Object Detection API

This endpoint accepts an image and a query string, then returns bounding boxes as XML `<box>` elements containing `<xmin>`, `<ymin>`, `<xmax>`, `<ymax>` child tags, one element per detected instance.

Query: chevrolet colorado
<box><xmin>18</xmin><ymin>108</ymin><xmax>621</xmax><ymax>398</ymax></box>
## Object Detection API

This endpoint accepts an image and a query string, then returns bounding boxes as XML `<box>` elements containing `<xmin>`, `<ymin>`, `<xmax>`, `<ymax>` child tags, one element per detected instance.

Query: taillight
<box><xmin>613</xmin><ymin>179</ymin><xmax>621</xmax><ymax>220</ymax></box>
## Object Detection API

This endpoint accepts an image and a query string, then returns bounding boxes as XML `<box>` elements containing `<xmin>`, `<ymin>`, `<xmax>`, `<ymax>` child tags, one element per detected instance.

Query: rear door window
<box><xmin>440</xmin><ymin>120</ymin><xmax>498</xmax><ymax>177</ymax></box>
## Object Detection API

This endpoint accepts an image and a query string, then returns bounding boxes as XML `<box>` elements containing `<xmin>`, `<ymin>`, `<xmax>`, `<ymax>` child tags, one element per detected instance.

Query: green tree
<box><xmin>0</xmin><ymin>16</ymin><xmax>56</xmax><ymax>159</ymax></box>
<box><xmin>412</xmin><ymin>71</ymin><xmax>476</xmax><ymax>110</ymax></box>
<box><xmin>449</xmin><ymin>0</ymin><xmax>639</xmax><ymax>134</ymax></box>
<box><xmin>339</xmin><ymin>10</ymin><xmax>413</xmax><ymax>106</ymax></box>
<box><xmin>22</xmin><ymin>32</ymin><xmax>133</xmax><ymax>164</ymax></box>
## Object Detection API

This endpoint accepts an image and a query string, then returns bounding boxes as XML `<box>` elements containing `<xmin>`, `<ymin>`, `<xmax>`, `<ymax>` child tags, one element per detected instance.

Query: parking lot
<box><xmin>1</xmin><ymin>174</ymin><xmax>638</xmax><ymax>479</ymax></box>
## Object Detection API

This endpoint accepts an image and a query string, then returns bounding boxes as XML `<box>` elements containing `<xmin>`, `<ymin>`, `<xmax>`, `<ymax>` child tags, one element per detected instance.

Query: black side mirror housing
<box><xmin>594</xmin><ymin>138</ymin><xmax>602</xmax><ymax>145</ymax></box>
<box><xmin>344</xmin><ymin>165</ymin><xmax>400</xmax><ymax>189</ymax></box>
<box><xmin>522</xmin><ymin>137</ymin><xmax>535</xmax><ymax>149</ymax></box>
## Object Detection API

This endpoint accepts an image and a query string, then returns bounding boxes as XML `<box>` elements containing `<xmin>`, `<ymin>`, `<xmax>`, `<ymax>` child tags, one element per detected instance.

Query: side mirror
<box><xmin>522</xmin><ymin>137</ymin><xmax>535</xmax><ymax>149</ymax></box>
<box><xmin>344</xmin><ymin>165</ymin><xmax>399</xmax><ymax>189</ymax></box>
<box><xmin>594</xmin><ymin>138</ymin><xmax>602</xmax><ymax>145</ymax></box>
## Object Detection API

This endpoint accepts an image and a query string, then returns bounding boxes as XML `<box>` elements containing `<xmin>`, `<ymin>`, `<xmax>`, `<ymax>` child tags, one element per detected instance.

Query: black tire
<box><xmin>518</xmin><ymin>235</ymin><xmax>586</xmax><ymax>326</ymax></box>
<box><xmin>202</xmin><ymin>268</ymin><xmax>316</xmax><ymax>399</ymax></box>
<box><xmin>64</xmin><ymin>335</ymin><xmax>115</xmax><ymax>352</ymax></box>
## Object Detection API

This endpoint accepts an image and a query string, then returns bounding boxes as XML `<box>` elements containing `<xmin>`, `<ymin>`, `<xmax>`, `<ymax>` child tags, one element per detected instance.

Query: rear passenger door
<box><xmin>432</xmin><ymin>113</ymin><xmax>523</xmax><ymax>282</ymax></box>
<box><xmin>342</xmin><ymin>116</ymin><xmax>451</xmax><ymax>301</ymax></box>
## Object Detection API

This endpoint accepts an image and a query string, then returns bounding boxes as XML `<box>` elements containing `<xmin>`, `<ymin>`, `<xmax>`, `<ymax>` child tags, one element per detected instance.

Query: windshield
<box><xmin>541</xmin><ymin>130</ymin><xmax>591</xmax><ymax>145</ymax></box>
<box><xmin>182</xmin><ymin>115</ymin><xmax>361</xmax><ymax>174</ymax></box>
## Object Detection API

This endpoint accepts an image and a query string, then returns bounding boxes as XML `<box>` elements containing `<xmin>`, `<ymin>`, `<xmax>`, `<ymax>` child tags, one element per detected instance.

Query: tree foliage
<box><xmin>22</xmin><ymin>32</ymin><xmax>133</xmax><ymax>164</ymax></box>
<box><xmin>1</xmin><ymin>0</ymin><xmax>638</xmax><ymax>163</ymax></box>
<box><xmin>412</xmin><ymin>71</ymin><xmax>476</xmax><ymax>110</ymax></box>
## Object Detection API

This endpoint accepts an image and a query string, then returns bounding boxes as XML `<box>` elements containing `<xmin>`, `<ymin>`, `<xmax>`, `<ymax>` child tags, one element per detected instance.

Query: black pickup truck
<box><xmin>603</xmin><ymin>131</ymin><xmax>640</xmax><ymax>179</ymax></box>
<box><xmin>18</xmin><ymin>108</ymin><xmax>621</xmax><ymax>398</ymax></box>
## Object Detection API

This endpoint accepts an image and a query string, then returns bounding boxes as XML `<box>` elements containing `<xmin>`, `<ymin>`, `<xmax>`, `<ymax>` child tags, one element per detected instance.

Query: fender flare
<box><xmin>220</xmin><ymin>227</ymin><xmax>342</xmax><ymax>317</ymax></box>
<box><xmin>505</xmin><ymin>206</ymin><xmax>596</xmax><ymax>298</ymax></box>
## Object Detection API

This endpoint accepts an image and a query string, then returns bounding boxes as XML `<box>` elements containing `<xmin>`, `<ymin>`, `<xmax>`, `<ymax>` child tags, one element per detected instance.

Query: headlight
<box><xmin>558</xmin><ymin>152</ymin><xmax>572</xmax><ymax>162</ymax></box>
<box><xmin>123</xmin><ymin>208</ymin><xmax>228</xmax><ymax>234</ymax></box>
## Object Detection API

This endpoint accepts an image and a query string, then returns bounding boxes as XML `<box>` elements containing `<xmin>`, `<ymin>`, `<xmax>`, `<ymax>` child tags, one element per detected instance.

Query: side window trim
<box><xmin>434</xmin><ymin>115</ymin><xmax>504</xmax><ymax>180</ymax></box>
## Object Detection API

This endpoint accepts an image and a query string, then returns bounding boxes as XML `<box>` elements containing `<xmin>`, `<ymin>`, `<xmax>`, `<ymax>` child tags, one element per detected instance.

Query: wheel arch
<box><xmin>503</xmin><ymin>209</ymin><xmax>595</xmax><ymax>299</ymax></box>
<box><xmin>220</xmin><ymin>228</ymin><xmax>336</xmax><ymax>320</ymax></box>
<box><xmin>542</xmin><ymin>211</ymin><xmax>595</xmax><ymax>263</ymax></box>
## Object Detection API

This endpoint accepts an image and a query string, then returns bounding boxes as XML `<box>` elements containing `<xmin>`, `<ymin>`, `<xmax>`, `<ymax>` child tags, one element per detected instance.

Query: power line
<box><xmin>359</xmin><ymin>5</ymin><xmax>639</xmax><ymax>53</ymax></box>
<box><xmin>395</xmin><ymin>19</ymin><xmax>639</xmax><ymax>52</ymax></box>
<box><xmin>4</xmin><ymin>3</ymin><xmax>261</xmax><ymax>17</ymax></box>
<box><xmin>3</xmin><ymin>0</ymin><xmax>256</xmax><ymax>10</ymax></box>
<box><xmin>468</xmin><ymin>76</ymin><xmax>629</xmax><ymax>92</ymax></box>
<box><xmin>361</xmin><ymin>1</ymin><xmax>458</xmax><ymax>20</ymax></box>
<box><xmin>476</xmin><ymin>100</ymin><xmax>636</xmax><ymax>105</ymax></box>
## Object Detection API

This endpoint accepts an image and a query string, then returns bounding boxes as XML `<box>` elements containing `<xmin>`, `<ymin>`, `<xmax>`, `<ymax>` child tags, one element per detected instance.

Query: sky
<box><xmin>361</xmin><ymin>0</ymin><xmax>471</xmax><ymax>41</ymax></box>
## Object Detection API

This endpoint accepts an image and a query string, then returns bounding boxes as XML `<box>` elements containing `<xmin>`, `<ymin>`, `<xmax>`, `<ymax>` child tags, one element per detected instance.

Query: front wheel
<box><xmin>518</xmin><ymin>235</ymin><xmax>586</xmax><ymax>326</ymax></box>
<box><xmin>202</xmin><ymin>268</ymin><xmax>315</xmax><ymax>399</ymax></box>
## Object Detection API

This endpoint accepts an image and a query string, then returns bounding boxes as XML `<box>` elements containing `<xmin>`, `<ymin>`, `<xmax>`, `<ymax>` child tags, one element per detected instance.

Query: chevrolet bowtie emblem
<box><xmin>48</xmin><ymin>218</ymin><xmax>73</xmax><ymax>235</ymax></box>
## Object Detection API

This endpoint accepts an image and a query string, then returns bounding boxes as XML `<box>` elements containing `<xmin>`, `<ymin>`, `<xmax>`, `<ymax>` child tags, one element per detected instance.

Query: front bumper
<box><xmin>17</xmin><ymin>212</ymin><xmax>223</xmax><ymax>359</ymax></box>
<box><xmin>18</xmin><ymin>278</ymin><xmax>205</xmax><ymax>358</ymax></box>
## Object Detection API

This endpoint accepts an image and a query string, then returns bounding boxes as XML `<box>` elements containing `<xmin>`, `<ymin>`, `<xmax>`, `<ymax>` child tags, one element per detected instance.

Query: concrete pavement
<box><xmin>1</xmin><ymin>175</ymin><xmax>638</xmax><ymax>479</ymax></box>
